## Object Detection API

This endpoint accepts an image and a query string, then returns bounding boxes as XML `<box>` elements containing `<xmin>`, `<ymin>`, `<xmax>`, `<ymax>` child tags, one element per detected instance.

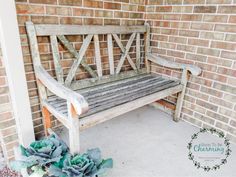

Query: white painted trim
<box><xmin>0</xmin><ymin>0</ymin><xmax>35</xmax><ymax>146</ymax></box>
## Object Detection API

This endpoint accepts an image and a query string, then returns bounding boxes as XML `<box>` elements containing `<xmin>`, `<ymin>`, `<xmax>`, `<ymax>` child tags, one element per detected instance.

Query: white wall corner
<box><xmin>0</xmin><ymin>0</ymin><xmax>35</xmax><ymax>146</ymax></box>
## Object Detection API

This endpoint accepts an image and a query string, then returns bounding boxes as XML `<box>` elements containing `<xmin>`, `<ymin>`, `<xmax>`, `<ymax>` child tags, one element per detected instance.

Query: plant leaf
<box><xmin>87</xmin><ymin>148</ymin><xmax>102</xmax><ymax>165</ymax></box>
<box><xmin>98</xmin><ymin>158</ymin><xmax>113</xmax><ymax>169</ymax></box>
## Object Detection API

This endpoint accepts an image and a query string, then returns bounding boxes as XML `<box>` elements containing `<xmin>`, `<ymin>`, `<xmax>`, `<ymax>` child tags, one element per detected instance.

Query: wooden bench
<box><xmin>26</xmin><ymin>22</ymin><xmax>201</xmax><ymax>154</ymax></box>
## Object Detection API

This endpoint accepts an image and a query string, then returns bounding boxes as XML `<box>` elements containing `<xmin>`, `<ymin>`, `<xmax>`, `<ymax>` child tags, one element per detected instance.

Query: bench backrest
<box><xmin>26</xmin><ymin>22</ymin><xmax>150</xmax><ymax>90</ymax></box>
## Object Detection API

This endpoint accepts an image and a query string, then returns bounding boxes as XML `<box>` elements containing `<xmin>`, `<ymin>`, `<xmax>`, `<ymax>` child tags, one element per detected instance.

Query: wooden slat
<box><xmin>34</xmin><ymin>24</ymin><xmax>147</xmax><ymax>36</ymax></box>
<box><xmin>86</xmin><ymin>77</ymin><xmax>164</xmax><ymax>100</ymax></box>
<box><xmin>79</xmin><ymin>84</ymin><xmax>182</xmax><ymax>130</ymax></box>
<box><xmin>87</xmin><ymin>80</ymin><xmax>175</xmax><ymax>106</ymax></box>
<box><xmin>115</xmin><ymin>33</ymin><xmax>137</xmax><ymax>74</ymax></box>
<box><xmin>47</xmin><ymin>74</ymin><xmax>157</xmax><ymax>106</ymax></box>
<box><xmin>48</xmin><ymin>73</ymin><xmax>152</xmax><ymax>104</ymax></box>
<box><xmin>58</xmin><ymin>35</ymin><xmax>95</xmax><ymax>86</ymax></box>
<box><xmin>136</xmin><ymin>33</ymin><xmax>141</xmax><ymax>69</ymax></box>
<box><xmin>50</xmin><ymin>35</ymin><xmax>64</xmax><ymax>83</ymax></box>
<box><xmin>145</xmin><ymin>23</ymin><xmax>151</xmax><ymax>73</ymax></box>
<box><xmin>94</xmin><ymin>35</ymin><xmax>103</xmax><ymax>77</ymax></box>
<box><xmin>48</xmin><ymin>77</ymin><xmax>180</xmax><ymax>117</ymax></box>
<box><xmin>82</xmin><ymin>81</ymin><xmax>180</xmax><ymax>117</ymax></box>
<box><xmin>80</xmin><ymin>74</ymin><xmax>153</xmax><ymax>95</ymax></box>
<box><xmin>57</xmin><ymin>35</ymin><xmax>97</xmax><ymax>83</ymax></box>
<box><xmin>107</xmin><ymin>34</ymin><xmax>114</xmax><ymax>75</ymax></box>
<box><xmin>70</xmin><ymin>68</ymin><xmax>147</xmax><ymax>90</ymax></box>
<box><xmin>59</xmin><ymin>80</ymin><xmax>180</xmax><ymax>117</ymax></box>
<box><xmin>112</xmin><ymin>34</ymin><xmax>137</xmax><ymax>72</ymax></box>
<box><xmin>26</xmin><ymin>21</ymin><xmax>41</xmax><ymax>66</ymax></box>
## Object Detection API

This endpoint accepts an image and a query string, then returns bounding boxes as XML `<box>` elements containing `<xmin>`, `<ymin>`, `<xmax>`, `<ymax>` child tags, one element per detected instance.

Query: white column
<box><xmin>0</xmin><ymin>0</ymin><xmax>35</xmax><ymax>146</ymax></box>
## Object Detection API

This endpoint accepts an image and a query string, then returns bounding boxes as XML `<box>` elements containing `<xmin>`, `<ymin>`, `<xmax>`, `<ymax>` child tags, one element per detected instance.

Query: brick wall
<box><xmin>146</xmin><ymin>0</ymin><xmax>236</xmax><ymax>143</ymax></box>
<box><xmin>0</xmin><ymin>42</ymin><xmax>19</xmax><ymax>162</ymax></box>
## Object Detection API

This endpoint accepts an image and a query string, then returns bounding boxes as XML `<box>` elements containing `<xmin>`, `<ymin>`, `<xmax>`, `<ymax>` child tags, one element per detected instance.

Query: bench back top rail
<box><xmin>26</xmin><ymin>22</ymin><xmax>150</xmax><ymax>87</ymax></box>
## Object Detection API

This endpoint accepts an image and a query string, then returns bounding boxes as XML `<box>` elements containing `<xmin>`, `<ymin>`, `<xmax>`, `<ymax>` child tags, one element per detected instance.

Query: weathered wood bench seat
<box><xmin>26</xmin><ymin>22</ymin><xmax>201</xmax><ymax>154</ymax></box>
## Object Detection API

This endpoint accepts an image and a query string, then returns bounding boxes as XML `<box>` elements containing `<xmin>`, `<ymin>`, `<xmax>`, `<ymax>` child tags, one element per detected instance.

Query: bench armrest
<box><xmin>147</xmin><ymin>53</ymin><xmax>201</xmax><ymax>76</ymax></box>
<box><xmin>35</xmin><ymin>66</ymin><xmax>89</xmax><ymax>115</ymax></box>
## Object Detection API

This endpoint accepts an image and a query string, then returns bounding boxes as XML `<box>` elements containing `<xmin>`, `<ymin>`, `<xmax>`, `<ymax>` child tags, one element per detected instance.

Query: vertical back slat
<box><xmin>26</xmin><ymin>22</ymin><xmax>41</xmax><ymax>66</ymax></box>
<box><xmin>136</xmin><ymin>33</ymin><xmax>141</xmax><ymax>69</ymax></box>
<box><xmin>107</xmin><ymin>34</ymin><xmax>114</xmax><ymax>75</ymax></box>
<box><xmin>144</xmin><ymin>23</ymin><xmax>151</xmax><ymax>73</ymax></box>
<box><xmin>94</xmin><ymin>35</ymin><xmax>103</xmax><ymax>77</ymax></box>
<box><xmin>50</xmin><ymin>35</ymin><xmax>64</xmax><ymax>83</ymax></box>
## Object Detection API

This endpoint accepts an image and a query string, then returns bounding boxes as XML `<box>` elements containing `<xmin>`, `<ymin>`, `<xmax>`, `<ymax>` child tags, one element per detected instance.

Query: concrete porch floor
<box><xmin>66</xmin><ymin>106</ymin><xmax>236</xmax><ymax>177</ymax></box>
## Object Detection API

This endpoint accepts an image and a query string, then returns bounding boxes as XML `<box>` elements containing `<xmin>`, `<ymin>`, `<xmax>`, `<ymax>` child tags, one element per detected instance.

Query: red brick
<box><xmin>203</xmin><ymin>15</ymin><xmax>228</xmax><ymax>22</ymax></box>
<box><xmin>191</xmin><ymin>22</ymin><xmax>214</xmax><ymax>30</ymax></box>
<box><xmin>60</xmin><ymin>17</ymin><xmax>82</xmax><ymax>25</ymax></box>
<box><xmin>179</xmin><ymin>30</ymin><xmax>199</xmax><ymax>37</ymax></box>
<box><xmin>184</xmin><ymin>0</ymin><xmax>205</xmax><ymax>4</ymax></box>
<box><xmin>166</xmin><ymin>0</ymin><xmax>183</xmax><ymax>4</ymax></box>
<box><xmin>206</xmin><ymin>0</ymin><xmax>232</xmax><ymax>4</ymax></box>
<box><xmin>226</xmin><ymin>34</ymin><xmax>236</xmax><ymax>42</ymax></box>
<box><xmin>29</xmin><ymin>0</ymin><xmax>57</xmax><ymax>4</ymax></box>
<box><xmin>114</xmin><ymin>12</ymin><xmax>129</xmax><ymax>18</ymax></box>
<box><xmin>95</xmin><ymin>10</ymin><xmax>113</xmax><ymax>18</ymax></box>
<box><xmin>181</xmin><ymin>14</ymin><xmax>202</xmax><ymax>21</ymax></box>
<box><xmin>73</xmin><ymin>8</ymin><xmax>93</xmax><ymax>17</ymax></box>
<box><xmin>221</xmin><ymin>51</ymin><xmax>236</xmax><ymax>59</ymax></box>
<box><xmin>84</xmin><ymin>18</ymin><xmax>103</xmax><ymax>25</ymax></box>
<box><xmin>218</xmin><ymin>6</ymin><xmax>236</xmax><ymax>13</ymax></box>
<box><xmin>188</xmin><ymin>39</ymin><xmax>209</xmax><ymax>47</ymax></box>
<box><xmin>197</xmin><ymin>47</ymin><xmax>220</xmax><ymax>56</ymax></box>
<box><xmin>104</xmin><ymin>2</ymin><xmax>121</xmax><ymax>10</ymax></box>
<box><xmin>229</xmin><ymin>16</ymin><xmax>236</xmax><ymax>23</ymax></box>
<box><xmin>211</xmin><ymin>41</ymin><xmax>236</xmax><ymax>50</ymax></box>
<box><xmin>196</xmin><ymin>100</ymin><xmax>218</xmax><ymax>111</ymax></box>
<box><xmin>31</xmin><ymin>16</ymin><xmax>58</xmax><ymax>24</ymax></box>
<box><xmin>163</xmin><ymin>14</ymin><xmax>181</xmax><ymax>21</ymax></box>
<box><xmin>148</xmin><ymin>0</ymin><xmax>163</xmax><ymax>5</ymax></box>
<box><xmin>156</xmin><ymin>6</ymin><xmax>172</xmax><ymax>12</ymax></box>
<box><xmin>194</xmin><ymin>6</ymin><xmax>217</xmax><ymax>13</ymax></box>
<box><xmin>59</xmin><ymin>0</ymin><xmax>82</xmax><ymax>6</ymax></box>
<box><xmin>16</xmin><ymin>4</ymin><xmax>44</xmax><ymax>14</ymax></box>
<box><xmin>215</xmin><ymin>24</ymin><xmax>236</xmax><ymax>32</ymax></box>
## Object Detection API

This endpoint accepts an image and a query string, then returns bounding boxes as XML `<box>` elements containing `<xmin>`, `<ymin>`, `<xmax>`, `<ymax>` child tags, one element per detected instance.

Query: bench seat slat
<box><xmin>46</xmin><ymin>74</ymin><xmax>180</xmax><ymax>118</ymax></box>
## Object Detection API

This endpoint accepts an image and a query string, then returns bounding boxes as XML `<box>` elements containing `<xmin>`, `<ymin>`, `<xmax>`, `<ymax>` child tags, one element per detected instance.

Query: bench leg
<box><xmin>174</xmin><ymin>91</ymin><xmax>185</xmax><ymax>122</ymax></box>
<box><xmin>42</xmin><ymin>106</ymin><xmax>51</xmax><ymax>136</ymax></box>
<box><xmin>174</xmin><ymin>69</ymin><xmax>188</xmax><ymax>122</ymax></box>
<box><xmin>69</xmin><ymin>118</ymin><xmax>80</xmax><ymax>155</ymax></box>
<box><xmin>68</xmin><ymin>102</ymin><xmax>80</xmax><ymax>154</ymax></box>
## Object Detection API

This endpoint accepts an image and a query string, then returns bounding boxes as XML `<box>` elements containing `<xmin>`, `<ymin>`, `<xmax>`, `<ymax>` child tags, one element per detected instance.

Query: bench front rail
<box><xmin>26</xmin><ymin>22</ymin><xmax>201</xmax><ymax>154</ymax></box>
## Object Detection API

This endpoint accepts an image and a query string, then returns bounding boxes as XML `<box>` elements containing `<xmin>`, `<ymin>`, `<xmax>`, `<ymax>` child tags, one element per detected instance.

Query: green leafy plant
<box><xmin>48</xmin><ymin>148</ymin><xmax>113</xmax><ymax>177</ymax></box>
<box><xmin>10</xmin><ymin>134</ymin><xmax>113</xmax><ymax>177</ymax></box>
<box><xmin>10</xmin><ymin>134</ymin><xmax>68</xmax><ymax>173</ymax></box>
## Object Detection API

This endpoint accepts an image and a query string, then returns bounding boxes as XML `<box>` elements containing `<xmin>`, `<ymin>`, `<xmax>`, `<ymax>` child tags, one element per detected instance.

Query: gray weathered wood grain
<box><xmin>50</xmin><ymin>35</ymin><xmax>64</xmax><ymax>83</ymax></box>
<box><xmin>35</xmin><ymin>25</ymin><xmax>147</xmax><ymax>36</ymax></box>
<box><xmin>94</xmin><ymin>34</ymin><xmax>103</xmax><ymax>77</ymax></box>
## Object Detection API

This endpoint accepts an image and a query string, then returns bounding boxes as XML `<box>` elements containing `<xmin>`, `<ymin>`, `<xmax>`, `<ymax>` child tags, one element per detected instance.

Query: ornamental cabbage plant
<box><xmin>10</xmin><ymin>134</ymin><xmax>113</xmax><ymax>177</ymax></box>
<box><xmin>48</xmin><ymin>148</ymin><xmax>113</xmax><ymax>177</ymax></box>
